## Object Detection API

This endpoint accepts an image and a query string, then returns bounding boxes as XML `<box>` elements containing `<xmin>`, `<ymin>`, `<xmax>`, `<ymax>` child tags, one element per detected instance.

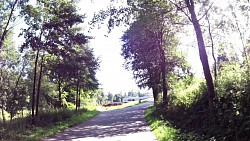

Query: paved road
<box><xmin>42</xmin><ymin>101</ymin><xmax>157</xmax><ymax>141</ymax></box>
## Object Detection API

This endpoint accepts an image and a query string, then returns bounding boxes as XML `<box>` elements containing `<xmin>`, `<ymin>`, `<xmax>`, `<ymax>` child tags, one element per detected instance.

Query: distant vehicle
<box><xmin>122</xmin><ymin>97</ymin><xmax>139</xmax><ymax>103</ymax></box>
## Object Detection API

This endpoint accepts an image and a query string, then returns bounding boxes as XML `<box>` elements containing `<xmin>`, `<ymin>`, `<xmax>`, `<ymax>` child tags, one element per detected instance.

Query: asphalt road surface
<box><xmin>42</xmin><ymin>101</ymin><xmax>157</xmax><ymax>141</ymax></box>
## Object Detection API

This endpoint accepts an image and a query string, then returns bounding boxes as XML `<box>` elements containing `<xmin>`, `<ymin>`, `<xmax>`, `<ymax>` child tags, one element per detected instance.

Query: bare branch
<box><xmin>206</xmin><ymin>13</ymin><xmax>217</xmax><ymax>81</ymax></box>
<box><xmin>168</xmin><ymin>0</ymin><xmax>192</xmax><ymax>22</ymax></box>
<box><xmin>198</xmin><ymin>2</ymin><xmax>214</xmax><ymax>21</ymax></box>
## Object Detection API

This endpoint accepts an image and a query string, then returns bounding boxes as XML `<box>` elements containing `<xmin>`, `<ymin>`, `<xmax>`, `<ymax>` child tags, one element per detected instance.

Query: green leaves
<box><xmin>121</xmin><ymin>0</ymin><xmax>187</xmax><ymax>102</ymax></box>
<box><xmin>18</xmin><ymin>0</ymin><xmax>99</xmax><ymax>113</ymax></box>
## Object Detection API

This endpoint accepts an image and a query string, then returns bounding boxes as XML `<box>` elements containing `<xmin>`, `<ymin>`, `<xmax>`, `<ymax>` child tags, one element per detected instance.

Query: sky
<box><xmin>79</xmin><ymin>0</ymin><xmax>150</xmax><ymax>94</ymax></box>
<box><xmin>12</xmin><ymin>0</ymin><xmax>243</xmax><ymax>95</ymax></box>
<box><xmin>12</xmin><ymin>0</ymin><xmax>150</xmax><ymax>95</ymax></box>
<box><xmin>76</xmin><ymin>0</ymin><xmax>208</xmax><ymax>94</ymax></box>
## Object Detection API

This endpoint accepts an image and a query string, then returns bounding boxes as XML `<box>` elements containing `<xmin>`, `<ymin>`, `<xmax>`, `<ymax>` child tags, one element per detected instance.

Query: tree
<box><xmin>168</xmin><ymin>0</ymin><xmax>216</xmax><ymax>104</ymax></box>
<box><xmin>0</xmin><ymin>0</ymin><xmax>24</xmax><ymax>49</ymax></box>
<box><xmin>94</xmin><ymin>89</ymin><xmax>106</xmax><ymax>105</ymax></box>
<box><xmin>227</xmin><ymin>0</ymin><xmax>250</xmax><ymax>73</ymax></box>
<box><xmin>107</xmin><ymin>92</ymin><xmax>114</xmax><ymax>102</ymax></box>
<box><xmin>73</xmin><ymin>47</ymin><xmax>99</xmax><ymax>112</ymax></box>
<box><xmin>20</xmin><ymin>0</ymin><xmax>89</xmax><ymax>122</ymax></box>
<box><xmin>185</xmin><ymin>0</ymin><xmax>216</xmax><ymax>100</ymax></box>
<box><xmin>0</xmin><ymin>30</ymin><xmax>29</xmax><ymax>120</ymax></box>
<box><xmin>121</xmin><ymin>0</ymin><xmax>181</xmax><ymax>105</ymax></box>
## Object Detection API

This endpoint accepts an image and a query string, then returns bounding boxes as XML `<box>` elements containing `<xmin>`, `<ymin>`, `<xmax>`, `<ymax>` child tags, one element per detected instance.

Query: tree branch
<box><xmin>198</xmin><ymin>2</ymin><xmax>214</xmax><ymax>21</ymax></box>
<box><xmin>0</xmin><ymin>0</ymin><xmax>19</xmax><ymax>49</ymax></box>
<box><xmin>206</xmin><ymin>13</ymin><xmax>217</xmax><ymax>81</ymax></box>
<box><xmin>168</xmin><ymin>0</ymin><xmax>192</xmax><ymax>22</ymax></box>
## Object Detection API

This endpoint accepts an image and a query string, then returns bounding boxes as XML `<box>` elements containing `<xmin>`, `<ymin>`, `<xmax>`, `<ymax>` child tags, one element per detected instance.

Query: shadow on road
<box><xmin>44</xmin><ymin>102</ymin><xmax>154</xmax><ymax>140</ymax></box>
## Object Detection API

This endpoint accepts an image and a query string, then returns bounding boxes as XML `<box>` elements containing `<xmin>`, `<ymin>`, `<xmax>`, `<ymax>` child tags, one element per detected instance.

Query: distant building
<box><xmin>122</xmin><ymin>95</ymin><xmax>152</xmax><ymax>103</ymax></box>
<box><xmin>122</xmin><ymin>97</ymin><xmax>139</xmax><ymax>103</ymax></box>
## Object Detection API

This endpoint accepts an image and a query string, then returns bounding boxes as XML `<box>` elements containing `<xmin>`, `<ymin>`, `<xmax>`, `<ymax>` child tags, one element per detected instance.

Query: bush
<box><xmin>0</xmin><ymin>108</ymin><xmax>89</xmax><ymax>140</ymax></box>
<box><xmin>159</xmin><ymin>65</ymin><xmax>250</xmax><ymax>140</ymax></box>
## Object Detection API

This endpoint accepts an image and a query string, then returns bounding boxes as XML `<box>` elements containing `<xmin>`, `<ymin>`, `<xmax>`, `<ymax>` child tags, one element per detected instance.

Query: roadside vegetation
<box><xmin>92</xmin><ymin>0</ymin><xmax>250</xmax><ymax>140</ymax></box>
<box><xmin>145</xmin><ymin>106</ymin><xmax>180</xmax><ymax>141</ymax></box>
<box><xmin>0</xmin><ymin>1</ymin><xmax>100</xmax><ymax>140</ymax></box>
<box><xmin>146</xmin><ymin>68</ymin><xmax>250</xmax><ymax>140</ymax></box>
<box><xmin>1</xmin><ymin>0</ymin><xmax>250</xmax><ymax>140</ymax></box>
<box><xmin>0</xmin><ymin>107</ymin><xmax>99</xmax><ymax>141</ymax></box>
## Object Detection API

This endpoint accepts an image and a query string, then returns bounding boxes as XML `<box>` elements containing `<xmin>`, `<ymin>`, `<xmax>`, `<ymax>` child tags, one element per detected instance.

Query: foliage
<box><xmin>149</xmin><ymin>64</ymin><xmax>250</xmax><ymax>140</ymax></box>
<box><xmin>0</xmin><ymin>0</ymin><xmax>27</xmax><ymax>48</ymax></box>
<box><xmin>17</xmin><ymin>0</ymin><xmax>99</xmax><ymax>119</ymax></box>
<box><xmin>0</xmin><ymin>1</ymin><xmax>100</xmax><ymax>137</ymax></box>
<box><xmin>121</xmin><ymin>0</ymin><xmax>188</xmax><ymax>104</ymax></box>
<box><xmin>145</xmin><ymin>105</ymin><xmax>201</xmax><ymax>141</ymax></box>
<box><xmin>169</xmin><ymin>76</ymin><xmax>204</xmax><ymax>106</ymax></box>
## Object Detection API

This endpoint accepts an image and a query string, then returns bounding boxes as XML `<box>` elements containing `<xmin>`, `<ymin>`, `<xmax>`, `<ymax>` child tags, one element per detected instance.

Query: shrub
<box><xmin>161</xmin><ymin>64</ymin><xmax>250</xmax><ymax>140</ymax></box>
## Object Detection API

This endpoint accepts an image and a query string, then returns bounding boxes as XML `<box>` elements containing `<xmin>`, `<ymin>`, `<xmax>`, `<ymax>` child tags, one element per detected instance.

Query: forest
<box><xmin>1</xmin><ymin>0</ymin><xmax>250</xmax><ymax>140</ymax></box>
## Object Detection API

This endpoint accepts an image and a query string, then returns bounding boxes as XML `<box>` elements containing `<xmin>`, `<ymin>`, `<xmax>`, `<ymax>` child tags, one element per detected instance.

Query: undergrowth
<box><xmin>148</xmin><ymin>66</ymin><xmax>250</xmax><ymax>141</ymax></box>
<box><xmin>0</xmin><ymin>108</ymin><xmax>100</xmax><ymax>141</ymax></box>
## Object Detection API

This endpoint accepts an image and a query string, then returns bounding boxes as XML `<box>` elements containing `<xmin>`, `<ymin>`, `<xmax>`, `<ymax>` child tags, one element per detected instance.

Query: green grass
<box><xmin>1</xmin><ymin>109</ymin><xmax>100</xmax><ymax>141</ymax></box>
<box><xmin>145</xmin><ymin>105</ymin><xmax>199</xmax><ymax>141</ymax></box>
<box><xmin>145</xmin><ymin>106</ymin><xmax>180</xmax><ymax>141</ymax></box>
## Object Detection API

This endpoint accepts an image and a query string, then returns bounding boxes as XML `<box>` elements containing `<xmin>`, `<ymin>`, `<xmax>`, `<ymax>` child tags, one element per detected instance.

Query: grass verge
<box><xmin>145</xmin><ymin>105</ymin><xmax>198</xmax><ymax>141</ymax></box>
<box><xmin>145</xmin><ymin>105</ymin><xmax>180</xmax><ymax>141</ymax></box>
<box><xmin>1</xmin><ymin>109</ymin><xmax>100</xmax><ymax>141</ymax></box>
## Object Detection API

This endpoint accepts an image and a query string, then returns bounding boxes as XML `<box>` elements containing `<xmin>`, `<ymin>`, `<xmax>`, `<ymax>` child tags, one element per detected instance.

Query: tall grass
<box><xmin>0</xmin><ymin>108</ymin><xmax>99</xmax><ymax>141</ymax></box>
<box><xmin>148</xmin><ymin>66</ymin><xmax>250</xmax><ymax>140</ymax></box>
<box><xmin>145</xmin><ymin>105</ymin><xmax>200</xmax><ymax>141</ymax></box>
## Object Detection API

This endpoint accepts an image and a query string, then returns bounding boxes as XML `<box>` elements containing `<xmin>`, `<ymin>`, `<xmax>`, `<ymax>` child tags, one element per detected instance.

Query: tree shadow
<box><xmin>43</xmin><ymin>102</ymin><xmax>154</xmax><ymax>140</ymax></box>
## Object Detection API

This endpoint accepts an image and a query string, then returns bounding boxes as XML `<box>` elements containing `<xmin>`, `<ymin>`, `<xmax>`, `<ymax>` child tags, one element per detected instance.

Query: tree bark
<box><xmin>158</xmin><ymin>29</ymin><xmax>168</xmax><ymax>106</ymax></box>
<box><xmin>0</xmin><ymin>70</ymin><xmax>5</xmax><ymax>123</ymax></box>
<box><xmin>149</xmin><ymin>68</ymin><xmax>160</xmax><ymax>103</ymax></box>
<box><xmin>58</xmin><ymin>77</ymin><xmax>62</xmax><ymax>108</ymax></box>
<box><xmin>185</xmin><ymin>0</ymin><xmax>216</xmax><ymax>100</ymax></box>
<box><xmin>152</xmin><ymin>85</ymin><xmax>159</xmax><ymax>103</ymax></box>
<box><xmin>36</xmin><ymin>53</ymin><xmax>44</xmax><ymax>116</ymax></box>
<box><xmin>32</xmin><ymin>50</ymin><xmax>39</xmax><ymax>124</ymax></box>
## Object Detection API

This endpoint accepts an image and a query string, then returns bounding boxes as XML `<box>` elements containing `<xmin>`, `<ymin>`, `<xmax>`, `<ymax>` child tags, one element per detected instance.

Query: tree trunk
<box><xmin>10</xmin><ymin>91</ymin><xmax>16</xmax><ymax>121</ymax></box>
<box><xmin>22</xmin><ymin>107</ymin><xmax>24</xmax><ymax>118</ymax></box>
<box><xmin>158</xmin><ymin>29</ymin><xmax>168</xmax><ymax>106</ymax></box>
<box><xmin>78</xmin><ymin>86</ymin><xmax>81</xmax><ymax>109</ymax></box>
<box><xmin>185</xmin><ymin>0</ymin><xmax>216</xmax><ymax>101</ymax></box>
<box><xmin>1</xmin><ymin>101</ymin><xmax>5</xmax><ymax>124</ymax></box>
<box><xmin>75</xmin><ymin>79</ymin><xmax>79</xmax><ymax>113</ymax></box>
<box><xmin>0</xmin><ymin>71</ymin><xmax>5</xmax><ymax>123</ymax></box>
<box><xmin>206</xmin><ymin>14</ymin><xmax>217</xmax><ymax>81</ymax></box>
<box><xmin>149</xmin><ymin>68</ymin><xmax>160</xmax><ymax>103</ymax></box>
<box><xmin>58</xmin><ymin>78</ymin><xmax>62</xmax><ymax>108</ymax></box>
<box><xmin>161</xmin><ymin>52</ymin><xmax>168</xmax><ymax>105</ymax></box>
<box><xmin>36</xmin><ymin>53</ymin><xmax>44</xmax><ymax>116</ymax></box>
<box><xmin>32</xmin><ymin>50</ymin><xmax>39</xmax><ymax>124</ymax></box>
<box><xmin>152</xmin><ymin>85</ymin><xmax>159</xmax><ymax>103</ymax></box>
